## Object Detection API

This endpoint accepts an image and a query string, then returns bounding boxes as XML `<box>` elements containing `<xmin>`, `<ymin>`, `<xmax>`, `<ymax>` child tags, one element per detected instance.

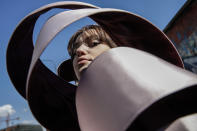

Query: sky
<box><xmin>0</xmin><ymin>0</ymin><xmax>186</xmax><ymax>130</ymax></box>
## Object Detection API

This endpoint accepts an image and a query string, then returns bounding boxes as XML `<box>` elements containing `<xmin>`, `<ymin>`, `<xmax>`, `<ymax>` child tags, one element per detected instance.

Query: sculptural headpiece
<box><xmin>7</xmin><ymin>2</ymin><xmax>196</xmax><ymax>131</ymax></box>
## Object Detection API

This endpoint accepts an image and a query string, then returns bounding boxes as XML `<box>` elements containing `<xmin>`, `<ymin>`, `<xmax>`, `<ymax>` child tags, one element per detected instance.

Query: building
<box><xmin>164</xmin><ymin>0</ymin><xmax>197</xmax><ymax>73</ymax></box>
<box><xmin>0</xmin><ymin>124</ymin><xmax>43</xmax><ymax>131</ymax></box>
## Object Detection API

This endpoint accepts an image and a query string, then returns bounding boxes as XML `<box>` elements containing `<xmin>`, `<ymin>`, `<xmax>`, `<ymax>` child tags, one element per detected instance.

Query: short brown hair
<box><xmin>67</xmin><ymin>25</ymin><xmax>117</xmax><ymax>58</ymax></box>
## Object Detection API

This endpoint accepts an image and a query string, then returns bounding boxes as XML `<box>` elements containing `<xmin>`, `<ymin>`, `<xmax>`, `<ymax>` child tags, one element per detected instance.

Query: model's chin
<box><xmin>79</xmin><ymin>64</ymin><xmax>89</xmax><ymax>73</ymax></box>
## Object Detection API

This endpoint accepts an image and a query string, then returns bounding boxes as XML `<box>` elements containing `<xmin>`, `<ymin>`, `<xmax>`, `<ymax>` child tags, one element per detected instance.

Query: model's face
<box><xmin>72</xmin><ymin>30</ymin><xmax>111</xmax><ymax>80</ymax></box>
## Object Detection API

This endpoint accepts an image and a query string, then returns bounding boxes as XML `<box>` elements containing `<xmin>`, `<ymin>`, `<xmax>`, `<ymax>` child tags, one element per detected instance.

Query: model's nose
<box><xmin>76</xmin><ymin>44</ymin><xmax>88</xmax><ymax>57</ymax></box>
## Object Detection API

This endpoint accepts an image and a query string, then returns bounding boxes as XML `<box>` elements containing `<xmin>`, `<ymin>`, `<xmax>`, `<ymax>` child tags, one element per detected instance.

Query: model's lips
<box><xmin>77</xmin><ymin>57</ymin><xmax>92</xmax><ymax>65</ymax></box>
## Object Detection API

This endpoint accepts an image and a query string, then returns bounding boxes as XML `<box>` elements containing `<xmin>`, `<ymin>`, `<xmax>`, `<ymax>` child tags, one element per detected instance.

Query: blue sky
<box><xmin>0</xmin><ymin>0</ymin><xmax>186</xmax><ymax>129</ymax></box>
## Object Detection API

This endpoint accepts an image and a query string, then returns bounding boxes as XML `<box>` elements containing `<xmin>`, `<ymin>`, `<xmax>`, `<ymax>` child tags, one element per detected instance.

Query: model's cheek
<box><xmin>91</xmin><ymin>46</ymin><xmax>111</xmax><ymax>58</ymax></box>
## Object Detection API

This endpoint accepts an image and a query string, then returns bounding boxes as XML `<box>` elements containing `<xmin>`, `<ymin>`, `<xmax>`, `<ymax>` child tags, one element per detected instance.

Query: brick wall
<box><xmin>165</xmin><ymin>0</ymin><xmax>197</xmax><ymax>58</ymax></box>
<box><xmin>165</xmin><ymin>0</ymin><xmax>197</xmax><ymax>73</ymax></box>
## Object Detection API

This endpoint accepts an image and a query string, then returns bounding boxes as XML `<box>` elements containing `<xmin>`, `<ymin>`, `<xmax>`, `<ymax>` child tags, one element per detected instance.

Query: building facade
<box><xmin>0</xmin><ymin>124</ymin><xmax>43</xmax><ymax>131</ymax></box>
<box><xmin>164</xmin><ymin>0</ymin><xmax>197</xmax><ymax>73</ymax></box>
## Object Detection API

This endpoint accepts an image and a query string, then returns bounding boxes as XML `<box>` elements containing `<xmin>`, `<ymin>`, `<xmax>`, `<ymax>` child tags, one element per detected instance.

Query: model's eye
<box><xmin>91</xmin><ymin>40</ymin><xmax>100</xmax><ymax>47</ymax></box>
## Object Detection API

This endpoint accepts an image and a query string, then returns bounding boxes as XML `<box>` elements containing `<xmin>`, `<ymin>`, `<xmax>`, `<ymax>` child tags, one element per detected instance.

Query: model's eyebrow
<box><xmin>85</xmin><ymin>35</ymin><xmax>101</xmax><ymax>42</ymax></box>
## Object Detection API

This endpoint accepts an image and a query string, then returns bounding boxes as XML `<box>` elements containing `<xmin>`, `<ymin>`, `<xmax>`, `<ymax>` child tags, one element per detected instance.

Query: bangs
<box><xmin>75</xmin><ymin>28</ymin><xmax>107</xmax><ymax>45</ymax></box>
<box><xmin>67</xmin><ymin>25</ymin><xmax>116</xmax><ymax>58</ymax></box>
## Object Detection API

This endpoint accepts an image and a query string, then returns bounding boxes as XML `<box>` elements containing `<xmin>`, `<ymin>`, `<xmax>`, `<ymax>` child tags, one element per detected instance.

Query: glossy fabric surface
<box><xmin>6</xmin><ymin>1</ymin><xmax>189</xmax><ymax>130</ymax></box>
<box><xmin>77</xmin><ymin>47</ymin><xmax>197</xmax><ymax>131</ymax></box>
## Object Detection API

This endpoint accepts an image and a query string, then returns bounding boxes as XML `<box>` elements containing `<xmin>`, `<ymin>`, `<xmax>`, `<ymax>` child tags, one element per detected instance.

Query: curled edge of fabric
<box><xmin>6</xmin><ymin>1</ymin><xmax>98</xmax><ymax>130</ymax></box>
<box><xmin>76</xmin><ymin>47</ymin><xmax>197</xmax><ymax>131</ymax></box>
<box><xmin>6</xmin><ymin>1</ymin><xmax>98</xmax><ymax>99</ymax></box>
<box><xmin>6</xmin><ymin>1</ymin><xmax>186</xmax><ymax>130</ymax></box>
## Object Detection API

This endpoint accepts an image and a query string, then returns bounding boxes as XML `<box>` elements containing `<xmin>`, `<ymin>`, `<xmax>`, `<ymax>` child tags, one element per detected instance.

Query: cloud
<box><xmin>0</xmin><ymin>104</ymin><xmax>16</xmax><ymax>117</ymax></box>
